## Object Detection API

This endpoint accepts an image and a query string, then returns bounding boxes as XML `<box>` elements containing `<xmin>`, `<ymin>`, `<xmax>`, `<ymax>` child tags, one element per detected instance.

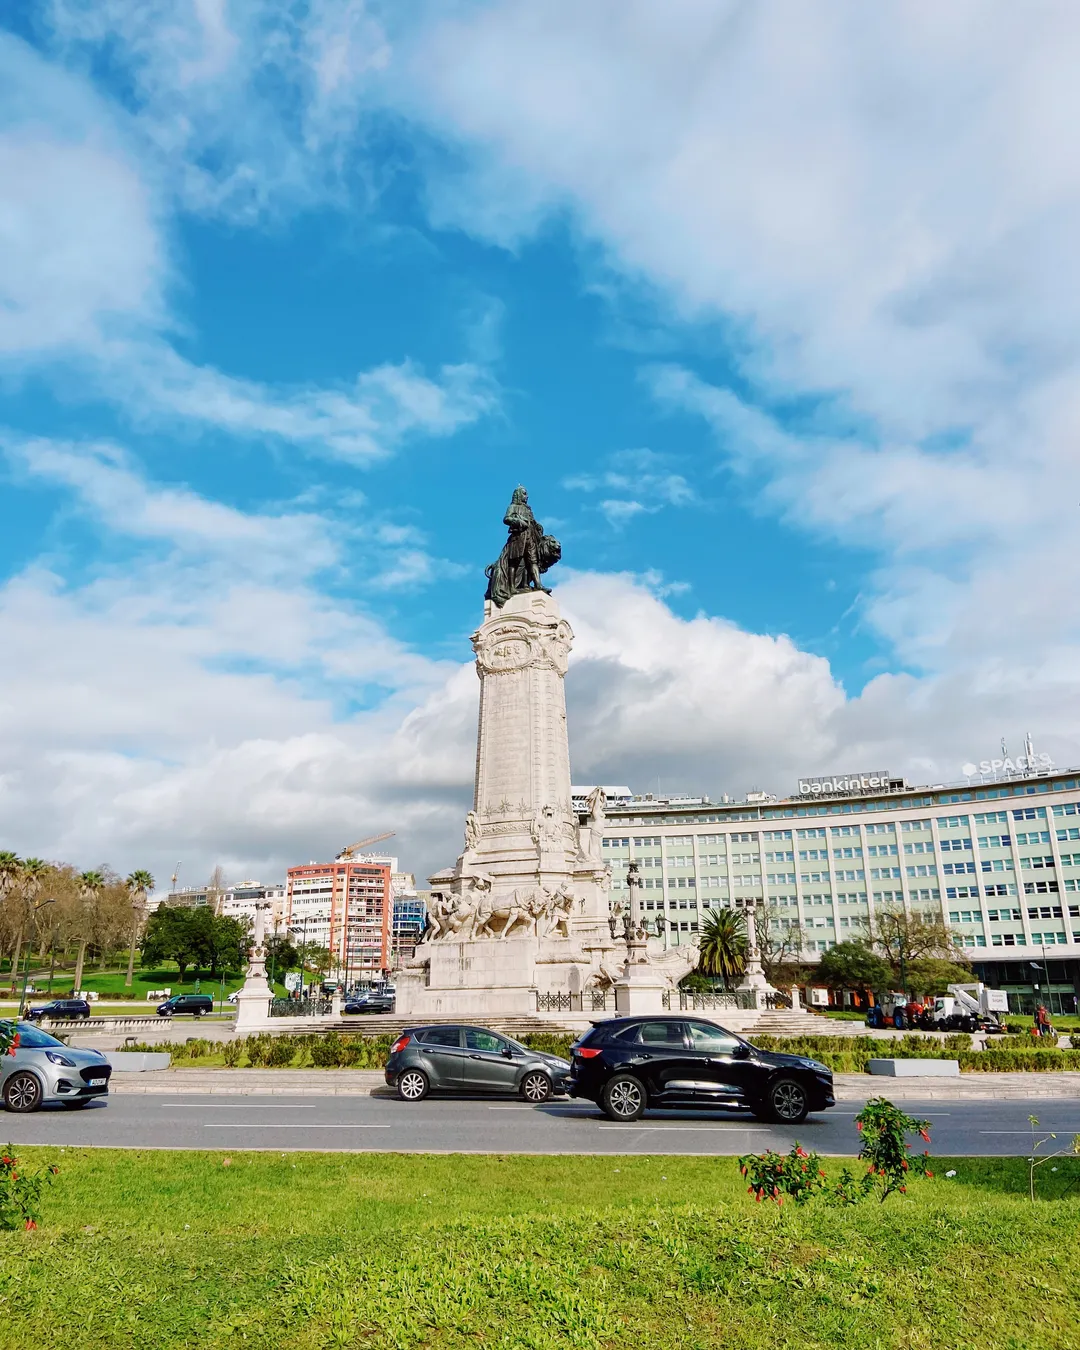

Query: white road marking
<box><xmin>203</xmin><ymin>1123</ymin><xmax>392</xmax><ymax>1129</ymax></box>
<box><xmin>597</xmin><ymin>1124</ymin><xmax>773</xmax><ymax>1132</ymax></box>
<box><xmin>174</xmin><ymin>1104</ymin><xmax>320</xmax><ymax>1109</ymax></box>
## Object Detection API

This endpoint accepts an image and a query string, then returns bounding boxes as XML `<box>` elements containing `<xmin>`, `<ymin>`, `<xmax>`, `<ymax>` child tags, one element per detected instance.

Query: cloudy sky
<box><xmin>3</xmin><ymin>1</ymin><xmax>1079</xmax><ymax>889</ymax></box>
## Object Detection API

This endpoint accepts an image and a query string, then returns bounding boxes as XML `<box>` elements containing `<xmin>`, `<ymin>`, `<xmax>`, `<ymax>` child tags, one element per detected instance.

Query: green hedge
<box><xmin>958</xmin><ymin>1048</ymin><xmax>1080</xmax><ymax>1072</ymax></box>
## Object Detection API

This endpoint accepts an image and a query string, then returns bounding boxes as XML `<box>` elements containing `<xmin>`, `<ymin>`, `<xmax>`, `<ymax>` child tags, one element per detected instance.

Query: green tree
<box><xmin>696</xmin><ymin>908</ymin><xmax>747</xmax><ymax>987</ymax></box>
<box><xmin>860</xmin><ymin>907</ymin><xmax>969</xmax><ymax>992</ymax></box>
<box><xmin>72</xmin><ymin>870</ymin><xmax>105</xmax><ymax>994</ymax></box>
<box><xmin>816</xmin><ymin>940</ymin><xmax>892</xmax><ymax>993</ymax></box>
<box><xmin>0</xmin><ymin>852</ymin><xmax>23</xmax><ymax>986</ymax></box>
<box><xmin>207</xmin><ymin>914</ymin><xmax>249</xmax><ymax>977</ymax></box>
<box><xmin>904</xmin><ymin>957</ymin><xmax>974</xmax><ymax>996</ymax></box>
<box><xmin>124</xmin><ymin>870</ymin><xmax>155</xmax><ymax>988</ymax></box>
<box><xmin>142</xmin><ymin>906</ymin><xmax>201</xmax><ymax>982</ymax></box>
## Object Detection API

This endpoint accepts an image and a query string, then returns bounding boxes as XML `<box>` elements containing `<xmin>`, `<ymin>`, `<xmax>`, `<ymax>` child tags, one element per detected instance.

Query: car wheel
<box><xmin>396</xmin><ymin>1068</ymin><xmax>429</xmax><ymax>1102</ymax></box>
<box><xmin>765</xmin><ymin>1076</ymin><xmax>809</xmax><ymax>1124</ymax></box>
<box><xmin>3</xmin><ymin>1072</ymin><xmax>43</xmax><ymax>1114</ymax></box>
<box><xmin>520</xmin><ymin>1070</ymin><xmax>553</xmax><ymax>1103</ymax></box>
<box><xmin>600</xmin><ymin>1073</ymin><xmax>646</xmax><ymax>1122</ymax></box>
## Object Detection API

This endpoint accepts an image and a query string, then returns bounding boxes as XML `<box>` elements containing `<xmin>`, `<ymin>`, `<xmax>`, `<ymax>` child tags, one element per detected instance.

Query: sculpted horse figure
<box><xmin>472</xmin><ymin>888</ymin><xmax>545</xmax><ymax>940</ymax></box>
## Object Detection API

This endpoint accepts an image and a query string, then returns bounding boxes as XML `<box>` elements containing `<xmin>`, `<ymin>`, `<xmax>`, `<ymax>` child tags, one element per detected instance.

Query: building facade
<box><xmin>285</xmin><ymin>855</ymin><xmax>393</xmax><ymax>984</ymax></box>
<box><xmin>584</xmin><ymin>766</ymin><xmax>1080</xmax><ymax>1014</ymax></box>
<box><xmin>218</xmin><ymin>882</ymin><xmax>286</xmax><ymax>924</ymax></box>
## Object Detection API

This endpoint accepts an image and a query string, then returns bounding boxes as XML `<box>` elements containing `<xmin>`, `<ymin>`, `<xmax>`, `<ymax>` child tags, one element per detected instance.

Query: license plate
<box><xmin>88</xmin><ymin>1078</ymin><xmax>107</xmax><ymax>1087</ymax></box>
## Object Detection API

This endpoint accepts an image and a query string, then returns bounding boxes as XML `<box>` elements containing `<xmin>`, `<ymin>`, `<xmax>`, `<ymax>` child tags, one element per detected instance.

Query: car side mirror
<box><xmin>502</xmin><ymin>1045</ymin><xmax>514</xmax><ymax>1058</ymax></box>
<box><xmin>734</xmin><ymin>1043</ymin><xmax>751</xmax><ymax>1059</ymax></box>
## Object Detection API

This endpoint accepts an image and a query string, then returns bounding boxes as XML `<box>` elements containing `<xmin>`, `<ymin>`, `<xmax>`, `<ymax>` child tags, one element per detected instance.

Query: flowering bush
<box><xmin>0</xmin><ymin>1147</ymin><xmax>59</xmax><ymax>1231</ymax></box>
<box><xmin>738</xmin><ymin>1097</ymin><xmax>934</xmax><ymax>1208</ymax></box>
<box><xmin>738</xmin><ymin>1144</ymin><xmax>830</xmax><ymax>1206</ymax></box>
<box><xmin>854</xmin><ymin>1097</ymin><xmax>934</xmax><ymax>1202</ymax></box>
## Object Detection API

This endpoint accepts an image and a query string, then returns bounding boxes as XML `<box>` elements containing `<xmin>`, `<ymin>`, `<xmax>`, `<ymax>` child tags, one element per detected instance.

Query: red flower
<box><xmin>24</xmin><ymin>1219</ymin><xmax>36</xmax><ymax>1230</ymax></box>
<box><xmin>925</xmin><ymin>1170</ymin><xmax>934</xmax><ymax>1178</ymax></box>
<box><xmin>919</xmin><ymin>1129</ymin><xmax>931</xmax><ymax>1143</ymax></box>
<box><xmin>899</xmin><ymin>1185</ymin><xmax>907</xmax><ymax>1194</ymax></box>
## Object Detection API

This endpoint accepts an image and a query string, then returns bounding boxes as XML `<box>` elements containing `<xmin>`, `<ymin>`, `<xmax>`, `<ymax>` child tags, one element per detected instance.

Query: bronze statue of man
<box><xmin>484</xmin><ymin>486</ymin><xmax>562</xmax><ymax>606</ymax></box>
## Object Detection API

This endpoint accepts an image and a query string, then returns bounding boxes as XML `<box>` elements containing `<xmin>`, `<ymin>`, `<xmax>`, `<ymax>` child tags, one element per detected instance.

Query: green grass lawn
<box><xmin>1</xmin><ymin>1149</ymin><xmax>1078</xmax><ymax>1349</ymax></box>
<box><xmin>6</xmin><ymin>964</ymin><xmax>250</xmax><ymax>1001</ymax></box>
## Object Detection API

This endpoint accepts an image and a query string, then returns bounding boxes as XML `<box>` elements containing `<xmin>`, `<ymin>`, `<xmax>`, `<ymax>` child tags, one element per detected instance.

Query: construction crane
<box><xmin>335</xmin><ymin>831</ymin><xmax>395</xmax><ymax>861</ymax></box>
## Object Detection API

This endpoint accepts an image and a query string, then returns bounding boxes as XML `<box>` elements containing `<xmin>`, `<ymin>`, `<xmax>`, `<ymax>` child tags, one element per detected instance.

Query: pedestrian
<box><xmin>1037</xmin><ymin>1004</ymin><xmax>1052</xmax><ymax>1038</ymax></box>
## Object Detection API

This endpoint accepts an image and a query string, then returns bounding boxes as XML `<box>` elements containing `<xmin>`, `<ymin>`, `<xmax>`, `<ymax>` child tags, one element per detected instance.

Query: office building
<box><xmin>581</xmin><ymin>760</ymin><xmax>1080</xmax><ymax>1014</ymax></box>
<box><xmin>286</xmin><ymin>855</ymin><xmax>394</xmax><ymax>984</ymax></box>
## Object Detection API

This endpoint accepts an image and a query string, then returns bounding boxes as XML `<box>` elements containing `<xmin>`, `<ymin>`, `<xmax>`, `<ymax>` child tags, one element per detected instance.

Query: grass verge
<box><xmin>1</xmin><ymin>1149</ymin><xmax>1078</xmax><ymax>1349</ymax></box>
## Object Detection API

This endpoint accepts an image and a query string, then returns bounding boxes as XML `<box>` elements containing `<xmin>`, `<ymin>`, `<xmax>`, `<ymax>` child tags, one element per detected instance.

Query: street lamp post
<box><xmin>19</xmin><ymin>898</ymin><xmax>55</xmax><ymax>1016</ymax></box>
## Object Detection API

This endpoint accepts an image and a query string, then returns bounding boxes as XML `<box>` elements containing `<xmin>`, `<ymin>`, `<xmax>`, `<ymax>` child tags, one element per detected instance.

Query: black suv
<box><xmin>25</xmin><ymin>998</ymin><xmax>92</xmax><ymax>1022</ymax></box>
<box><xmin>568</xmin><ymin>1016</ymin><xmax>835</xmax><ymax>1123</ymax></box>
<box><xmin>156</xmin><ymin>993</ymin><xmax>214</xmax><ymax>1017</ymax></box>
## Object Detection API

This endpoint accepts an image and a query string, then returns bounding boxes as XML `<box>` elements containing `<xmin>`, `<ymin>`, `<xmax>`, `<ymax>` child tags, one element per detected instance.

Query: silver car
<box><xmin>1</xmin><ymin>1021</ymin><xmax>112</xmax><ymax>1112</ymax></box>
<box><xmin>384</xmin><ymin>1024</ymin><xmax>571</xmax><ymax>1102</ymax></box>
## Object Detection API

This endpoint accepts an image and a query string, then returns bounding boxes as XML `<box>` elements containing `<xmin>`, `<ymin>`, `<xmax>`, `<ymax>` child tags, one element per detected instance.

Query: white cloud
<box><xmin>0</xmin><ymin>28</ymin><xmax>496</xmax><ymax>461</ymax></box>
<box><xmin>371</xmin><ymin>1</ymin><xmax>1080</xmax><ymax>697</ymax></box>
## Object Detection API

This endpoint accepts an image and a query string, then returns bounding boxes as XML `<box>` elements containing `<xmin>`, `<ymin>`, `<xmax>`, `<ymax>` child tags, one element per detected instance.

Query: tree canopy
<box><xmin>816</xmin><ymin>940</ymin><xmax>892</xmax><ymax>992</ymax></box>
<box><xmin>142</xmin><ymin>906</ymin><xmax>250</xmax><ymax>981</ymax></box>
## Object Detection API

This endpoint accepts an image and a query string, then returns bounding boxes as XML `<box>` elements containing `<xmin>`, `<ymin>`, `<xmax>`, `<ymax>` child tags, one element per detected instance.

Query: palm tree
<box><xmin>124</xmin><ymin>870</ymin><xmax>155</xmax><ymax>987</ymax></box>
<box><xmin>73</xmin><ymin>870</ymin><xmax>105</xmax><ymax>995</ymax></box>
<box><xmin>0</xmin><ymin>852</ymin><xmax>22</xmax><ymax>990</ymax></box>
<box><xmin>697</xmin><ymin>907</ymin><xmax>748</xmax><ymax>988</ymax></box>
<box><xmin>20</xmin><ymin>859</ymin><xmax>49</xmax><ymax>958</ymax></box>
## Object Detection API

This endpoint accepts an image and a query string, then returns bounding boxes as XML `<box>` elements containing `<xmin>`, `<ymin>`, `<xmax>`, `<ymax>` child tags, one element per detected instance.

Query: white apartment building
<box><xmin>580</xmin><ymin>760</ymin><xmax>1080</xmax><ymax>1014</ymax></box>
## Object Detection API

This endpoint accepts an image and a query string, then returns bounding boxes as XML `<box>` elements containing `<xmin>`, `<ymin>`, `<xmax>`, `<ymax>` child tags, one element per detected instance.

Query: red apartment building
<box><xmin>285</xmin><ymin>855</ymin><xmax>393</xmax><ymax>984</ymax></box>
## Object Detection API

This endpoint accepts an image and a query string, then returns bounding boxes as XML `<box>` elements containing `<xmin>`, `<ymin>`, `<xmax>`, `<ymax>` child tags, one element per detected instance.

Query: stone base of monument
<box><xmin>233</xmin><ymin>969</ymin><xmax>273</xmax><ymax>1033</ymax></box>
<box><xmin>397</xmin><ymin>935</ymin><xmax>599</xmax><ymax>1018</ymax></box>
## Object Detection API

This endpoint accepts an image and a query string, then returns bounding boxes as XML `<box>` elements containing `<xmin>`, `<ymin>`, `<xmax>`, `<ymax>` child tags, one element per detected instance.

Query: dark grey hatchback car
<box><xmin>385</xmin><ymin>1025</ymin><xmax>570</xmax><ymax>1103</ymax></box>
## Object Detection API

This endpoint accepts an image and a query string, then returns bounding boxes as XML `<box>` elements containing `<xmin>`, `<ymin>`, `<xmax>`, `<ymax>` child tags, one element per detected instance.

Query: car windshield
<box><xmin>11</xmin><ymin>1021</ymin><xmax>66</xmax><ymax>1048</ymax></box>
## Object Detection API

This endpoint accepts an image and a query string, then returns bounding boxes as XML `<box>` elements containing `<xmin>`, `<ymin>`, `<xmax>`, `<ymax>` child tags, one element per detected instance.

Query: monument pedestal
<box><xmin>613</xmin><ymin>939</ymin><xmax>670</xmax><ymax>1015</ymax></box>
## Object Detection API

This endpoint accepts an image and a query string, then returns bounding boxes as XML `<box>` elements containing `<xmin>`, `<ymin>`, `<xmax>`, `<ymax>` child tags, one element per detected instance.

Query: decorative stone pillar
<box><xmin>234</xmin><ymin>902</ymin><xmax>273</xmax><ymax>1033</ymax></box>
<box><xmin>735</xmin><ymin>901</ymin><xmax>778</xmax><ymax>1010</ymax></box>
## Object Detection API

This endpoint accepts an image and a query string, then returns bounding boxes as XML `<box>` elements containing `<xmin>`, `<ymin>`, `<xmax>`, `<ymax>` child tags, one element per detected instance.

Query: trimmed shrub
<box><xmin>222</xmin><ymin>1040</ymin><xmax>242</xmax><ymax>1067</ymax></box>
<box><xmin>265</xmin><ymin>1037</ymin><xmax>298</xmax><ymax>1067</ymax></box>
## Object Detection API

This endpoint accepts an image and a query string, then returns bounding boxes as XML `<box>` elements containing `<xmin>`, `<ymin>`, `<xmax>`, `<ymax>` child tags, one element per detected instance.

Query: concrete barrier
<box><xmin>105</xmin><ymin>1051</ymin><xmax>172</xmax><ymax>1072</ymax></box>
<box><xmin>868</xmin><ymin>1058</ymin><xmax>960</xmax><ymax>1077</ymax></box>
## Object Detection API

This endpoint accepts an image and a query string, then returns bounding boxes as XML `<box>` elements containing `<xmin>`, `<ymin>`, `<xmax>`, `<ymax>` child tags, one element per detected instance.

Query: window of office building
<box><xmin>762</xmin><ymin>830</ymin><xmax>792</xmax><ymax>841</ymax></box>
<box><xmin>975</xmin><ymin>811</ymin><xmax>1009</xmax><ymax>825</ymax></box>
<box><xmin>831</xmin><ymin>826</ymin><xmax>860</xmax><ymax>837</ymax></box>
<box><xmin>1016</xmin><ymin>831</ymin><xmax>1050</xmax><ymax>845</ymax></box>
<box><xmin>901</xmin><ymin>820</ymin><xmax>932</xmax><ymax>831</ymax></box>
<box><xmin>730</xmin><ymin>832</ymin><xmax>759</xmax><ymax>843</ymax></box>
<box><xmin>1013</xmin><ymin>807</ymin><xmax>1047</xmax><ymax>821</ymax></box>
<box><xmin>867</xmin><ymin>843</ymin><xmax>898</xmax><ymax>856</ymax></box>
<box><xmin>864</xmin><ymin>823</ymin><xmax>895</xmax><ymax>835</ymax></box>
<box><xmin>937</xmin><ymin>816</ymin><xmax>968</xmax><ymax>829</ymax></box>
<box><xmin>634</xmin><ymin>836</ymin><xmax>661</xmax><ymax>847</ymax></box>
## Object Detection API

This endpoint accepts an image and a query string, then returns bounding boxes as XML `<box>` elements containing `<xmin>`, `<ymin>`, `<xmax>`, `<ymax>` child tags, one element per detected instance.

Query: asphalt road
<box><xmin>5</xmin><ymin>1092</ymin><xmax>1079</xmax><ymax>1155</ymax></box>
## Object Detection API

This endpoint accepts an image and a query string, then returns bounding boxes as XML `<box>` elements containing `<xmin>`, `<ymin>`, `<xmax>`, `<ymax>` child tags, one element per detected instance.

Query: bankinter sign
<box><xmin>798</xmin><ymin>771</ymin><xmax>891</xmax><ymax>797</ymax></box>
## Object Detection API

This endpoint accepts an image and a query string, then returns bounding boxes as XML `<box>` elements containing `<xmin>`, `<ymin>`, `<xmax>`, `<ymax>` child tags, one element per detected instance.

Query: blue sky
<box><xmin>3</xmin><ymin>2</ymin><xmax>1080</xmax><ymax>885</ymax></box>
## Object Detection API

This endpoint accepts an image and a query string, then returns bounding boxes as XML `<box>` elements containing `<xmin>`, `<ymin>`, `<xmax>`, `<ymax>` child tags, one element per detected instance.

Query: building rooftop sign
<box><xmin>797</xmin><ymin>770</ymin><xmax>894</xmax><ymax>797</ymax></box>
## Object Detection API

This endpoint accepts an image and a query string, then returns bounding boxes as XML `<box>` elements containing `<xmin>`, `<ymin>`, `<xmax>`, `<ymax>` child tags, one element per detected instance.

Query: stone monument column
<box><xmin>468</xmin><ymin>591</ymin><xmax>577</xmax><ymax>886</ymax></box>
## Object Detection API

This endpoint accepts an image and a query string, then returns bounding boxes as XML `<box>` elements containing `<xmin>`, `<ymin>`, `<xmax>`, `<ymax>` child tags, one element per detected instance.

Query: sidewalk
<box><xmin>108</xmin><ymin>1067</ymin><xmax>1080</xmax><ymax>1100</ymax></box>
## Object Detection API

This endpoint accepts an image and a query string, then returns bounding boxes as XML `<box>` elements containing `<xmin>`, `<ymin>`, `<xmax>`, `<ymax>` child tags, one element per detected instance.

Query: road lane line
<box><xmin>596</xmin><ymin>1125</ymin><xmax>773</xmax><ymax>1132</ymax></box>
<box><xmin>175</xmin><ymin>1104</ymin><xmax>320</xmax><ymax>1109</ymax></box>
<box><xmin>203</xmin><ymin>1124</ymin><xmax>392</xmax><ymax>1129</ymax></box>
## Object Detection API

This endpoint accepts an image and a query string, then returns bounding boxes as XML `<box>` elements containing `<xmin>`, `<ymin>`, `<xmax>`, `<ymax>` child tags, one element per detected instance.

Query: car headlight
<box><xmin>46</xmin><ymin>1051</ymin><xmax>76</xmax><ymax>1067</ymax></box>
